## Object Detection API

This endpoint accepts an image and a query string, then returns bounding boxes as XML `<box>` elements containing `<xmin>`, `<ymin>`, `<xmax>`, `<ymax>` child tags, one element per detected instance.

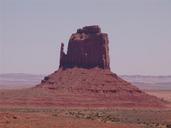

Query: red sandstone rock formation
<box><xmin>59</xmin><ymin>25</ymin><xmax>110</xmax><ymax>69</ymax></box>
<box><xmin>37</xmin><ymin>25</ymin><xmax>165</xmax><ymax>108</ymax></box>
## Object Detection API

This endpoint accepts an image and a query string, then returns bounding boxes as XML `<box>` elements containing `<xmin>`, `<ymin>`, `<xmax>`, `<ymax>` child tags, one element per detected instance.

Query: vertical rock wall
<box><xmin>59</xmin><ymin>25</ymin><xmax>110</xmax><ymax>69</ymax></box>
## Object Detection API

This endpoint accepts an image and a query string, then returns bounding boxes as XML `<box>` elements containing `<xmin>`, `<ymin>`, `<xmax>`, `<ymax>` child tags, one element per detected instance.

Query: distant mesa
<box><xmin>36</xmin><ymin>25</ymin><xmax>165</xmax><ymax>108</ymax></box>
<box><xmin>59</xmin><ymin>25</ymin><xmax>110</xmax><ymax>69</ymax></box>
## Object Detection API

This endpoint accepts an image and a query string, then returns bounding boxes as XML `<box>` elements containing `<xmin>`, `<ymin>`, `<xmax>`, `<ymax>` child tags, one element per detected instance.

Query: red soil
<box><xmin>0</xmin><ymin>112</ymin><xmax>142</xmax><ymax>128</ymax></box>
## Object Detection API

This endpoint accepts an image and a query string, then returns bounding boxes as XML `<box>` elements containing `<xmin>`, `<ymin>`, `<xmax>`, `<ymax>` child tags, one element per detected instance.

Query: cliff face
<box><xmin>59</xmin><ymin>25</ymin><xmax>110</xmax><ymax>69</ymax></box>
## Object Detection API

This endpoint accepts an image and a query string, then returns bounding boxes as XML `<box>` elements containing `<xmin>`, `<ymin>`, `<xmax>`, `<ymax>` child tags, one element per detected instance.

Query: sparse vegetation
<box><xmin>0</xmin><ymin>107</ymin><xmax>170</xmax><ymax>128</ymax></box>
<box><xmin>167</xmin><ymin>124</ymin><xmax>171</xmax><ymax>128</ymax></box>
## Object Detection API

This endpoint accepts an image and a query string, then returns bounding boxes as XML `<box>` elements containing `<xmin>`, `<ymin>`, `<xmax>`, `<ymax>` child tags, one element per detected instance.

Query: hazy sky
<box><xmin>0</xmin><ymin>0</ymin><xmax>171</xmax><ymax>75</ymax></box>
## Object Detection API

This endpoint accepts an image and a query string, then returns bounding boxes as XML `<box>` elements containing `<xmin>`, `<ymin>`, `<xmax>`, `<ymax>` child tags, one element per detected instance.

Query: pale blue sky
<box><xmin>0</xmin><ymin>0</ymin><xmax>171</xmax><ymax>75</ymax></box>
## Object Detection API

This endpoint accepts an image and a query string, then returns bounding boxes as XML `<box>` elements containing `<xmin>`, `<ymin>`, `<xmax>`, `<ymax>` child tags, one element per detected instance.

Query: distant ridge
<box><xmin>0</xmin><ymin>73</ymin><xmax>44</xmax><ymax>89</ymax></box>
<box><xmin>0</xmin><ymin>73</ymin><xmax>170</xmax><ymax>90</ymax></box>
<box><xmin>120</xmin><ymin>75</ymin><xmax>171</xmax><ymax>90</ymax></box>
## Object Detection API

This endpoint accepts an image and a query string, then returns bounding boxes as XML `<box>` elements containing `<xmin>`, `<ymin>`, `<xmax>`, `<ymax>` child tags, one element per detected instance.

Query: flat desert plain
<box><xmin>146</xmin><ymin>90</ymin><xmax>171</xmax><ymax>103</ymax></box>
<box><xmin>0</xmin><ymin>88</ymin><xmax>170</xmax><ymax>128</ymax></box>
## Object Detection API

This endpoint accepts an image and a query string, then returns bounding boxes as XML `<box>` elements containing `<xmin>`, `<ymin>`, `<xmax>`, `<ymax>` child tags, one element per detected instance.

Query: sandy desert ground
<box><xmin>146</xmin><ymin>90</ymin><xmax>171</xmax><ymax>102</ymax></box>
<box><xmin>0</xmin><ymin>88</ymin><xmax>170</xmax><ymax>128</ymax></box>
<box><xmin>0</xmin><ymin>107</ymin><xmax>171</xmax><ymax>128</ymax></box>
<box><xmin>146</xmin><ymin>90</ymin><xmax>171</xmax><ymax>108</ymax></box>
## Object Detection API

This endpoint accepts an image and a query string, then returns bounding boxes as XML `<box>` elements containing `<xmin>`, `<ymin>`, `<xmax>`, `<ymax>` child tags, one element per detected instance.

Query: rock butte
<box><xmin>37</xmin><ymin>25</ymin><xmax>164</xmax><ymax>108</ymax></box>
<box><xmin>59</xmin><ymin>25</ymin><xmax>110</xmax><ymax>69</ymax></box>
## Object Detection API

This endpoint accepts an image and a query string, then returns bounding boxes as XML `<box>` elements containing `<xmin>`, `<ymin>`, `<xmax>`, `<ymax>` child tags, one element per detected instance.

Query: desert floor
<box><xmin>0</xmin><ymin>89</ymin><xmax>170</xmax><ymax>128</ymax></box>
<box><xmin>0</xmin><ymin>107</ymin><xmax>171</xmax><ymax>128</ymax></box>
<box><xmin>146</xmin><ymin>90</ymin><xmax>171</xmax><ymax>102</ymax></box>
